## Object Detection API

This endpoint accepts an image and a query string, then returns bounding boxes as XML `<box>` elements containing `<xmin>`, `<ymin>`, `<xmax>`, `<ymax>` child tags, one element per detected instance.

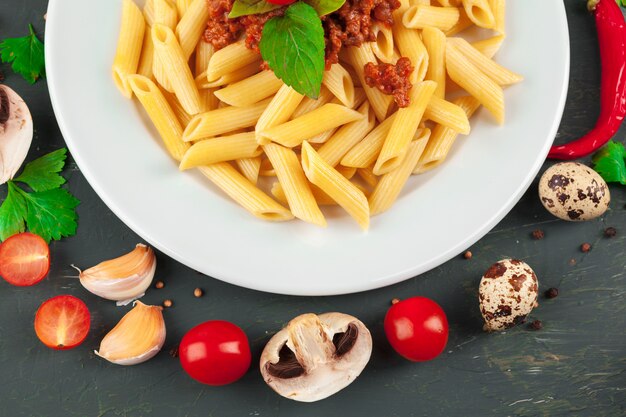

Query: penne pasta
<box><xmin>446</xmin><ymin>42</ymin><xmax>504</xmax><ymax>124</ymax></box>
<box><xmin>316</xmin><ymin>102</ymin><xmax>376</xmax><ymax>167</ymax></box>
<box><xmin>264</xmin><ymin>143</ymin><xmax>326</xmax><ymax>226</ymax></box>
<box><xmin>112</xmin><ymin>0</ymin><xmax>146</xmax><ymax>98</ymax></box>
<box><xmin>393</xmin><ymin>0</ymin><xmax>429</xmax><ymax>83</ymax></box>
<box><xmin>489</xmin><ymin>0</ymin><xmax>506</xmax><ymax>35</ymax></box>
<box><xmin>195</xmin><ymin>41</ymin><xmax>215</xmax><ymax>77</ymax></box>
<box><xmin>214</xmin><ymin>70</ymin><xmax>284</xmax><ymax>107</ymax></box>
<box><xmin>336</xmin><ymin>166</ymin><xmax>357</xmax><ymax>180</ymax></box>
<box><xmin>301</xmin><ymin>142</ymin><xmax>370</xmax><ymax>230</ymax></box>
<box><xmin>128</xmin><ymin>75</ymin><xmax>190</xmax><ymax>161</ymax></box>
<box><xmin>471</xmin><ymin>34</ymin><xmax>505</xmax><ymax>59</ymax></box>
<box><xmin>322</xmin><ymin>63</ymin><xmax>356</xmax><ymax>108</ymax></box>
<box><xmin>443</xmin><ymin>9</ymin><xmax>473</xmax><ymax>35</ymax></box>
<box><xmin>424</xmin><ymin>95</ymin><xmax>470</xmax><ymax>134</ymax></box>
<box><xmin>179</xmin><ymin>132</ymin><xmax>261</xmax><ymax>169</ymax></box>
<box><xmin>151</xmin><ymin>0</ymin><xmax>178</xmax><ymax>93</ymax></box>
<box><xmin>340</xmin><ymin>114</ymin><xmax>397</xmax><ymax>168</ymax></box>
<box><xmin>258</xmin><ymin>104</ymin><xmax>363</xmax><ymax>148</ymax></box>
<box><xmin>371</xmin><ymin>24</ymin><xmax>396</xmax><ymax>64</ymax></box>
<box><xmin>207</xmin><ymin>41</ymin><xmax>260</xmax><ymax>82</ymax></box>
<box><xmin>176</xmin><ymin>0</ymin><xmax>192</xmax><ymax>16</ymax></box>
<box><xmin>461</xmin><ymin>0</ymin><xmax>495</xmax><ymax>29</ymax></box>
<box><xmin>236</xmin><ymin>157</ymin><xmax>262</xmax><ymax>185</ymax></box>
<box><xmin>183</xmin><ymin>98</ymin><xmax>271</xmax><ymax>141</ymax></box>
<box><xmin>137</xmin><ymin>29</ymin><xmax>155</xmax><ymax>80</ymax></box>
<box><xmin>374</xmin><ymin>80</ymin><xmax>436</xmax><ymax>175</ymax></box>
<box><xmin>271</xmin><ymin>182</ymin><xmax>338</xmax><ymax>206</ymax></box>
<box><xmin>403</xmin><ymin>5</ymin><xmax>460</xmax><ymax>31</ymax></box>
<box><xmin>176</xmin><ymin>0</ymin><xmax>211</xmax><ymax>59</ymax></box>
<box><xmin>433</xmin><ymin>0</ymin><xmax>461</xmax><ymax>5</ymax></box>
<box><xmin>422</xmin><ymin>26</ymin><xmax>447</xmax><ymax>98</ymax></box>
<box><xmin>256</xmin><ymin>85</ymin><xmax>304</xmax><ymax>144</ymax></box>
<box><xmin>357</xmin><ymin>167</ymin><xmax>379</xmax><ymax>188</ymax></box>
<box><xmin>152</xmin><ymin>24</ymin><xmax>201</xmax><ymax>114</ymax></box>
<box><xmin>198</xmin><ymin>163</ymin><xmax>293</xmax><ymax>222</ymax></box>
<box><xmin>143</xmin><ymin>0</ymin><xmax>155</xmax><ymax>27</ymax></box>
<box><xmin>414</xmin><ymin>95</ymin><xmax>480</xmax><ymax>173</ymax></box>
<box><xmin>198</xmin><ymin>88</ymin><xmax>219</xmax><ymax>112</ymax></box>
<box><xmin>198</xmin><ymin>61</ymin><xmax>262</xmax><ymax>89</ymax></box>
<box><xmin>163</xmin><ymin>90</ymin><xmax>193</xmax><ymax>127</ymax></box>
<box><xmin>292</xmin><ymin>86</ymin><xmax>334</xmax><ymax>119</ymax></box>
<box><xmin>369</xmin><ymin>130</ymin><xmax>431</xmax><ymax>215</ymax></box>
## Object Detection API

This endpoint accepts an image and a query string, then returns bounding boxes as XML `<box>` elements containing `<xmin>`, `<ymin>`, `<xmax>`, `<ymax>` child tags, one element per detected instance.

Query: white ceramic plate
<box><xmin>46</xmin><ymin>0</ymin><xmax>569</xmax><ymax>296</ymax></box>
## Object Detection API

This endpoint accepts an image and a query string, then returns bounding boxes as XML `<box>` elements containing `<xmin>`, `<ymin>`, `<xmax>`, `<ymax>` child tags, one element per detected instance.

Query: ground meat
<box><xmin>364</xmin><ymin>57</ymin><xmax>413</xmax><ymax>107</ymax></box>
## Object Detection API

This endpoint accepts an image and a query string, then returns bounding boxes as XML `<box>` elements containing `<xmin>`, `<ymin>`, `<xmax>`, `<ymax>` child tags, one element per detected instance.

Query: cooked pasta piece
<box><xmin>292</xmin><ymin>86</ymin><xmax>334</xmax><ymax>118</ymax></box>
<box><xmin>424</xmin><ymin>96</ymin><xmax>470</xmax><ymax>134</ymax></box>
<box><xmin>336</xmin><ymin>166</ymin><xmax>357</xmax><ymax>180</ymax></box>
<box><xmin>214</xmin><ymin>70</ymin><xmax>284</xmax><ymax>107</ymax></box>
<box><xmin>340</xmin><ymin>114</ymin><xmax>397</xmax><ymax>168</ymax></box>
<box><xmin>393</xmin><ymin>0</ymin><xmax>429</xmax><ymax>83</ymax></box>
<box><xmin>403</xmin><ymin>5</ymin><xmax>460</xmax><ymax>31</ymax></box>
<box><xmin>163</xmin><ymin>90</ymin><xmax>193</xmax><ymax>127</ymax></box>
<box><xmin>489</xmin><ymin>0</ymin><xmax>505</xmax><ymax>35</ymax></box>
<box><xmin>370</xmin><ymin>130</ymin><xmax>431</xmax><ymax>215</ymax></box>
<box><xmin>128</xmin><ymin>75</ymin><xmax>190</xmax><ymax>161</ymax></box>
<box><xmin>433</xmin><ymin>0</ymin><xmax>461</xmax><ymax>5</ymax></box>
<box><xmin>301</xmin><ymin>142</ymin><xmax>370</xmax><ymax>230</ymax></box>
<box><xmin>371</xmin><ymin>24</ymin><xmax>395</xmax><ymax>64</ymax></box>
<box><xmin>447</xmin><ymin>37</ymin><xmax>523</xmax><ymax>86</ymax></box>
<box><xmin>198</xmin><ymin>61</ymin><xmax>261</xmax><ymax>88</ymax></box>
<box><xmin>137</xmin><ymin>29</ymin><xmax>155</xmax><ymax>80</ymax></box>
<box><xmin>207</xmin><ymin>41</ymin><xmax>260</xmax><ymax>81</ymax></box>
<box><xmin>195</xmin><ymin>41</ymin><xmax>214</xmax><ymax>77</ymax></box>
<box><xmin>176</xmin><ymin>0</ymin><xmax>192</xmax><ymax>16</ymax></box>
<box><xmin>180</xmin><ymin>133</ymin><xmax>261</xmax><ymax>169</ymax></box>
<box><xmin>198</xmin><ymin>164</ymin><xmax>293</xmax><ymax>221</ymax></box>
<box><xmin>316</xmin><ymin>102</ymin><xmax>376</xmax><ymax>167</ymax></box>
<box><xmin>446</xmin><ymin>42</ymin><xmax>504</xmax><ymax>124</ymax></box>
<box><xmin>258</xmin><ymin>104</ymin><xmax>363</xmax><ymax>148</ymax></box>
<box><xmin>422</xmin><ymin>26</ymin><xmax>447</xmax><ymax>98</ymax></box>
<box><xmin>414</xmin><ymin>95</ymin><xmax>480</xmax><ymax>173</ymax></box>
<box><xmin>443</xmin><ymin>9</ymin><xmax>473</xmax><ymax>35</ymax></box>
<box><xmin>152</xmin><ymin>24</ymin><xmax>201</xmax><ymax>114</ymax></box>
<box><xmin>471</xmin><ymin>34</ymin><xmax>504</xmax><ymax>58</ymax></box>
<box><xmin>143</xmin><ymin>0</ymin><xmax>155</xmax><ymax>27</ymax></box>
<box><xmin>256</xmin><ymin>85</ymin><xmax>304</xmax><ymax>144</ymax></box>
<box><xmin>236</xmin><ymin>157</ymin><xmax>262</xmax><ymax>185</ymax></box>
<box><xmin>259</xmin><ymin>157</ymin><xmax>276</xmax><ymax>177</ymax></box>
<box><xmin>461</xmin><ymin>0</ymin><xmax>495</xmax><ymax>29</ymax></box>
<box><xmin>183</xmin><ymin>99</ymin><xmax>271</xmax><ymax>141</ymax></box>
<box><xmin>112</xmin><ymin>0</ymin><xmax>145</xmax><ymax>98</ymax></box>
<box><xmin>374</xmin><ymin>80</ymin><xmax>436</xmax><ymax>175</ymax></box>
<box><xmin>357</xmin><ymin>167</ymin><xmax>379</xmax><ymax>188</ymax></box>
<box><xmin>263</xmin><ymin>143</ymin><xmax>326</xmax><ymax>226</ymax></box>
<box><xmin>271</xmin><ymin>182</ymin><xmax>338</xmax><ymax>206</ymax></box>
<box><xmin>176</xmin><ymin>0</ymin><xmax>211</xmax><ymax>59</ymax></box>
<box><xmin>322</xmin><ymin>64</ymin><xmax>355</xmax><ymax>108</ymax></box>
<box><xmin>346</xmin><ymin>44</ymin><xmax>394</xmax><ymax>122</ymax></box>
<box><xmin>151</xmin><ymin>0</ymin><xmax>178</xmax><ymax>92</ymax></box>
<box><xmin>198</xmin><ymin>88</ymin><xmax>219</xmax><ymax>112</ymax></box>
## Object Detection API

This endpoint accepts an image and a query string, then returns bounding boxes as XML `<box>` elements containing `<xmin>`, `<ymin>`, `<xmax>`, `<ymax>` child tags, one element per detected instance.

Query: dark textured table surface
<box><xmin>1</xmin><ymin>1</ymin><xmax>625</xmax><ymax>416</ymax></box>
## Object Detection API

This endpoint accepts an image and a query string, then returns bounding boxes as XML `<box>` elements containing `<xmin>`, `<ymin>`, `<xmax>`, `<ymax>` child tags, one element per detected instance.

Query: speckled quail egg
<box><xmin>478</xmin><ymin>259</ymin><xmax>539</xmax><ymax>332</ymax></box>
<box><xmin>538</xmin><ymin>162</ymin><xmax>610</xmax><ymax>221</ymax></box>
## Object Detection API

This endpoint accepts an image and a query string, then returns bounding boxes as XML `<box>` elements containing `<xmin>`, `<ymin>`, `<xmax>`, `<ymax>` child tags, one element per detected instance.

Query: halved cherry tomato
<box><xmin>0</xmin><ymin>232</ymin><xmax>50</xmax><ymax>286</ymax></box>
<box><xmin>266</xmin><ymin>0</ymin><xmax>296</xmax><ymax>5</ymax></box>
<box><xmin>179</xmin><ymin>320</ymin><xmax>251</xmax><ymax>386</ymax></box>
<box><xmin>34</xmin><ymin>295</ymin><xmax>91</xmax><ymax>350</ymax></box>
<box><xmin>384</xmin><ymin>296</ymin><xmax>449</xmax><ymax>362</ymax></box>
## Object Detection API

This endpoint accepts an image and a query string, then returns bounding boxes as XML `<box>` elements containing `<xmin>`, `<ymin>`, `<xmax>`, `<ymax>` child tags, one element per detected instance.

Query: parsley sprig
<box><xmin>0</xmin><ymin>148</ymin><xmax>80</xmax><ymax>242</ymax></box>
<box><xmin>592</xmin><ymin>140</ymin><xmax>626</xmax><ymax>185</ymax></box>
<box><xmin>0</xmin><ymin>24</ymin><xmax>46</xmax><ymax>84</ymax></box>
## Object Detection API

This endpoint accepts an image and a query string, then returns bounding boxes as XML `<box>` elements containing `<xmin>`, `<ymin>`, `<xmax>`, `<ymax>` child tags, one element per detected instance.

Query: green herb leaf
<box><xmin>0</xmin><ymin>24</ymin><xmax>45</xmax><ymax>84</ymax></box>
<box><xmin>17</xmin><ymin>187</ymin><xmax>80</xmax><ymax>243</ymax></box>
<box><xmin>229</xmin><ymin>0</ymin><xmax>282</xmax><ymax>18</ymax></box>
<box><xmin>14</xmin><ymin>148</ymin><xmax>68</xmax><ymax>192</ymax></box>
<box><xmin>260</xmin><ymin>2</ymin><xmax>325</xmax><ymax>98</ymax></box>
<box><xmin>592</xmin><ymin>140</ymin><xmax>626</xmax><ymax>185</ymax></box>
<box><xmin>0</xmin><ymin>182</ymin><xmax>28</xmax><ymax>241</ymax></box>
<box><xmin>305</xmin><ymin>0</ymin><xmax>346</xmax><ymax>16</ymax></box>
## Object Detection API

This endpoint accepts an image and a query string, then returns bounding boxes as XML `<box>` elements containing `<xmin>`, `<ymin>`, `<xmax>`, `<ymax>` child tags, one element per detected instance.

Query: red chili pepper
<box><xmin>548</xmin><ymin>0</ymin><xmax>626</xmax><ymax>160</ymax></box>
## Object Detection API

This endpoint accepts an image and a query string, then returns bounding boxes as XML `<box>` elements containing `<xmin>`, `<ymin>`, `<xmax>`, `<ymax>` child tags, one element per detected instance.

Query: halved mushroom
<box><xmin>260</xmin><ymin>312</ymin><xmax>372</xmax><ymax>402</ymax></box>
<box><xmin>0</xmin><ymin>85</ymin><xmax>33</xmax><ymax>185</ymax></box>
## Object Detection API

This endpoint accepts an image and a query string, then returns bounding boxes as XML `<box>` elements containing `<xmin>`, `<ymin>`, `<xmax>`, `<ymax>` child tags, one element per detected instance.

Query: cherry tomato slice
<box><xmin>179</xmin><ymin>320</ymin><xmax>251</xmax><ymax>386</ymax></box>
<box><xmin>266</xmin><ymin>0</ymin><xmax>296</xmax><ymax>4</ymax></box>
<box><xmin>384</xmin><ymin>296</ymin><xmax>449</xmax><ymax>362</ymax></box>
<box><xmin>34</xmin><ymin>295</ymin><xmax>91</xmax><ymax>350</ymax></box>
<box><xmin>0</xmin><ymin>232</ymin><xmax>50</xmax><ymax>286</ymax></box>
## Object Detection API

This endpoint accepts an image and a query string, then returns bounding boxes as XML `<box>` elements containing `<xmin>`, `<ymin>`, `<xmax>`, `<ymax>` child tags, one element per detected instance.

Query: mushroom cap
<box><xmin>260</xmin><ymin>312</ymin><xmax>372</xmax><ymax>402</ymax></box>
<box><xmin>0</xmin><ymin>85</ymin><xmax>33</xmax><ymax>185</ymax></box>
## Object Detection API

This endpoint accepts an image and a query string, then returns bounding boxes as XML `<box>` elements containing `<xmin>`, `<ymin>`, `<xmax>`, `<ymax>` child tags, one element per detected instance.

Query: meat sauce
<box><xmin>203</xmin><ymin>0</ymin><xmax>412</xmax><ymax>105</ymax></box>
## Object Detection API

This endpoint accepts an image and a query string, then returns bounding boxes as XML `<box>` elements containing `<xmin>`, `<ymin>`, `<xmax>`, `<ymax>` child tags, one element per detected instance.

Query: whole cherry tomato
<box><xmin>179</xmin><ymin>320</ymin><xmax>251</xmax><ymax>386</ymax></box>
<box><xmin>384</xmin><ymin>297</ymin><xmax>449</xmax><ymax>362</ymax></box>
<box><xmin>266</xmin><ymin>0</ymin><xmax>296</xmax><ymax>5</ymax></box>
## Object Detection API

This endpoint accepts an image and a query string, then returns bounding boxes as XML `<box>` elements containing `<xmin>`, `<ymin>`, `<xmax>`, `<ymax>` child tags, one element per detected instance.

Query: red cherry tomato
<box><xmin>179</xmin><ymin>320</ymin><xmax>251</xmax><ymax>386</ymax></box>
<box><xmin>0</xmin><ymin>232</ymin><xmax>50</xmax><ymax>286</ymax></box>
<box><xmin>266</xmin><ymin>0</ymin><xmax>296</xmax><ymax>4</ymax></box>
<box><xmin>34</xmin><ymin>295</ymin><xmax>91</xmax><ymax>350</ymax></box>
<box><xmin>384</xmin><ymin>296</ymin><xmax>449</xmax><ymax>362</ymax></box>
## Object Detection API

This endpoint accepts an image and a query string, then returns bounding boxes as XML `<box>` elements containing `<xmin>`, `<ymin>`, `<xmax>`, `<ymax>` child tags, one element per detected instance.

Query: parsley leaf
<box><xmin>0</xmin><ymin>182</ymin><xmax>28</xmax><ymax>241</ymax></box>
<box><xmin>14</xmin><ymin>148</ymin><xmax>68</xmax><ymax>192</ymax></box>
<box><xmin>260</xmin><ymin>2</ymin><xmax>325</xmax><ymax>98</ymax></box>
<box><xmin>592</xmin><ymin>140</ymin><xmax>626</xmax><ymax>185</ymax></box>
<box><xmin>0</xmin><ymin>24</ymin><xmax>46</xmax><ymax>84</ymax></box>
<box><xmin>18</xmin><ymin>187</ymin><xmax>80</xmax><ymax>242</ymax></box>
<box><xmin>229</xmin><ymin>0</ymin><xmax>282</xmax><ymax>18</ymax></box>
<box><xmin>305</xmin><ymin>0</ymin><xmax>346</xmax><ymax>16</ymax></box>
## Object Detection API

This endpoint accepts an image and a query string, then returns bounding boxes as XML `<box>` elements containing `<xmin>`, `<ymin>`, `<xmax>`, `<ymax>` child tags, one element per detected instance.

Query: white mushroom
<box><xmin>260</xmin><ymin>312</ymin><xmax>372</xmax><ymax>402</ymax></box>
<box><xmin>0</xmin><ymin>85</ymin><xmax>33</xmax><ymax>185</ymax></box>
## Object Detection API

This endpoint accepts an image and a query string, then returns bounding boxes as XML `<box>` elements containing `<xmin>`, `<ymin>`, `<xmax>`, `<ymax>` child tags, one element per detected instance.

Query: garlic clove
<box><xmin>0</xmin><ymin>85</ymin><xmax>34</xmax><ymax>185</ymax></box>
<box><xmin>95</xmin><ymin>301</ymin><xmax>166</xmax><ymax>365</ymax></box>
<box><xmin>78</xmin><ymin>244</ymin><xmax>156</xmax><ymax>305</ymax></box>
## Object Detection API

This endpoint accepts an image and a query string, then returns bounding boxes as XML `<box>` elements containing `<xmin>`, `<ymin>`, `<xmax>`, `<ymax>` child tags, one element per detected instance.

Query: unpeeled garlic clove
<box><xmin>0</xmin><ymin>85</ymin><xmax>34</xmax><ymax>185</ymax></box>
<box><xmin>95</xmin><ymin>301</ymin><xmax>166</xmax><ymax>365</ymax></box>
<box><xmin>78</xmin><ymin>244</ymin><xmax>156</xmax><ymax>306</ymax></box>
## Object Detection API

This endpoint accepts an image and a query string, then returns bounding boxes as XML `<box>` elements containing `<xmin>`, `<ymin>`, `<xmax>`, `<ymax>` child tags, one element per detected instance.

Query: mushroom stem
<box><xmin>287</xmin><ymin>314</ymin><xmax>335</xmax><ymax>372</ymax></box>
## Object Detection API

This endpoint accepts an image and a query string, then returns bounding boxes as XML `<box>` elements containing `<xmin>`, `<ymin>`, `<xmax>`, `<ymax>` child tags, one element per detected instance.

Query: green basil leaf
<box><xmin>305</xmin><ymin>0</ymin><xmax>346</xmax><ymax>16</ymax></box>
<box><xmin>229</xmin><ymin>0</ymin><xmax>282</xmax><ymax>18</ymax></box>
<box><xmin>259</xmin><ymin>2</ymin><xmax>325</xmax><ymax>99</ymax></box>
